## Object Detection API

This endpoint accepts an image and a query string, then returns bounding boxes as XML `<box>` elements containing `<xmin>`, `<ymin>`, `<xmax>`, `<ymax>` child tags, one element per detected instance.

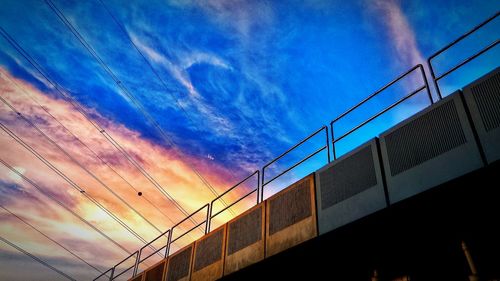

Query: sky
<box><xmin>0</xmin><ymin>0</ymin><xmax>498</xmax><ymax>280</ymax></box>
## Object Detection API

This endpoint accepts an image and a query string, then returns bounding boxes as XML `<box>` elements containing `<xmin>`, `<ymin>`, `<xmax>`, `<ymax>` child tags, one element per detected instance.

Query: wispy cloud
<box><xmin>129</xmin><ymin>33</ymin><xmax>235</xmax><ymax>134</ymax></box>
<box><xmin>0</xmin><ymin>68</ymin><xmax>245</xmax><ymax>268</ymax></box>
<box><xmin>369</xmin><ymin>0</ymin><xmax>425</xmax><ymax>67</ymax></box>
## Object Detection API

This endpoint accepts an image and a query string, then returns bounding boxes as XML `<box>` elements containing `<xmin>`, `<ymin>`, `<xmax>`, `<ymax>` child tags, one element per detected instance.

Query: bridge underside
<box><xmin>221</xmin><ymin>161</ymin><xmax>500</xmax><ymax>281</ymax></box>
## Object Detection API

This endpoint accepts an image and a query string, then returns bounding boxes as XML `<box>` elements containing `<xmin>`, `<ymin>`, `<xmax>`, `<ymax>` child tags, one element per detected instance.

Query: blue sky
<box><xmin>0</xmin><ymin>0</ymin><xmax>498</xmax><ymax>280</ymax></box>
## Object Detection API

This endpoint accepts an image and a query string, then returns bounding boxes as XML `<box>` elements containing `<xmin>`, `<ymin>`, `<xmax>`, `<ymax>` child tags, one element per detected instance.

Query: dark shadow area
<box><xmin>220</xmin><ymin>161</ymin><xmax>500</xmax><ymax>281</ymax></box>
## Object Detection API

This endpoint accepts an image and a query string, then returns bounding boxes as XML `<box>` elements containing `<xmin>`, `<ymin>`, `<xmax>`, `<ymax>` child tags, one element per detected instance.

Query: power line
<box><xmin>0</xmin><ymin>26</ymin><xmax>202</xmax><ymax>238</ymax></box>
<box><xmin>0</xmin><ymin>68</ymin><xmax>175</xmax><ymax>229</ymax></box>
<box><xmin>0</xmin><ymin>70</ymin><xmax>192</xmax><ymax>249</ymax></box>
<box><xmin>45</xmin><ymin>0</ymin><xmax>228</xmax><ymax>214</ymax></box>
<box><xmin>0</xmin><ymin>95</ymin><xmax>164</xmax><ymax>237</ymax></box>
<box><xmin>0</xmin><ymin>157</ymin><xmax>156</xmax><ymax>271</ymax></box>
<box><xmin>97</xmin><ymin>0</ymin><xmax>235</xmax><ymax>216</ymax></box>
<box><xmin>0</xmin><ymin>25</ymin><xmax>204</xmax><ymax>236</ymax></box>
<box><xmin>0</xmin><ymin>235</ymin><xmax>76</xmax><ymax>281</ymax></box>
<box><xmin>0</xmin><ymin>122</ymin><xmax>156</xmax><ymax>252</ymax></box>
<box><xmin>0</xmin><ymin>157</ymin><xmax>130</xmax><ymax>254</ymax></box>
<box><xmin>0</xmin><ymin>204</ymin><xmax>104</xmax><ymax>275</ymax></box>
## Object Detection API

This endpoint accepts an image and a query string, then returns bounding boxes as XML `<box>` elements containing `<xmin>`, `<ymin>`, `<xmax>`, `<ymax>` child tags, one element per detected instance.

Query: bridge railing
<box><xmin>261</xmin><ymin>125</ymin><xmax>330</xmax><ymax>201</ymax></box>
<box><xmin>428</xmin><ymin>11</ymin><xmax>499</xmax><ymax>100</ymax></box>
<box><xmin>96</xmin><ymin>12</ymin><xmax>498</xmax><ymax>281</ymax></box>
<box><xmin>330</xmin><ymin>64</ymin><xmax>432</xmax><ymax>159</ymax></box>
<box><xmin>208</xmin><ymin>170</ymin><xmax>260</xmax><ymax>232</ymax></box>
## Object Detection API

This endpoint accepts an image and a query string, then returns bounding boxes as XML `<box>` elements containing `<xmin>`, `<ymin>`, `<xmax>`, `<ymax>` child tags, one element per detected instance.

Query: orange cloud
<box><xmin>0</xmin><ymin>67</ymin><xmax>254</xmax><ymax>271</ymax></box>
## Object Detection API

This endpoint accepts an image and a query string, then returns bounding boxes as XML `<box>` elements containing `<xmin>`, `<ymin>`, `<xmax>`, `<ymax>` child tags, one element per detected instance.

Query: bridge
<box><xmin>95</xmin><ymin>12</ymin><xmax>500</xmax><ymax>281</ymax></box>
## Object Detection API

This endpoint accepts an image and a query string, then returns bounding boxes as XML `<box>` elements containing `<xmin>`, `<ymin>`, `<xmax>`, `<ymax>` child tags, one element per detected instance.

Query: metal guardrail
<box><xmin>95</xmin><ymin>251</ymin><xmax>139</xmax><ymax>280</ymax></box>
<box><xmin>330</xmin><ymin>64</ymin><xmax>432</xmax><ymax>159</ymax></box>
<box><xmin>96</xmin><ymin>12</ymin><xmax>498</xmax><ymax>280</ymax></box>
<box><xmin>208</xmin><ymin>170</ymin><xmax>260</xmax><ymax>233</ymax></box>
<box><xmin>132</xmin><ymin>229</ymin><xmax>170</xmax><ymax>276</ymax></box>
<box><xmin>428</xmin><ymin>11</ymin><xmax>499</xmax><ymax>100</ymax></box>
<box><xmin>93</xmin><ymin>204</ymin><xmax>209</xmax><ymax>280</ymax></box>
<box><xmin>261</xmin><ymin>125</ymin><xmax>330</xmax><ymax>201</ymax></box>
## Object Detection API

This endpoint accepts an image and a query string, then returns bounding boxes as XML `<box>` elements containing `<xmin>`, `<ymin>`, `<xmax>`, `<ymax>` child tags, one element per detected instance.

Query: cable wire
<box><xmin>97</xmin><ymin>0</ymin><xmax>235</xmax><ymax>216</ymax></box>
<box><xmin>0</xmin><ymin>26</ymin><xmax>201</xmax><ymax>239</ymax></box>
<box><xmin>0</xmin><ymin>69</ymin><xmax>177</xmax><ymax>228</ymax></box>
<box><xmin>0</xmin><ymin>70</ymin><xmax>189</xmax><ymax>251</ymax></box>
<box><xmin>0</xmin><ymin>204</ymin><xmax>104</xmax><ymax>275</ymax></box>
<box><xmin>0</xmin><ymin>122</ymin><xmax>157</xmax><ymax>253</ymax></box>
<box><xmin>0</xmin><ymin>235</ymin><xmax>76</xmax><ymax>281</ymax></box>
<box><xmin>0</xmin><ymin>24</ymin><xmax>204</xmax><ymax>236</ymax></box>
<box><xmin>0</xmin><ymin>95</ymin><xmax>164</xmax><ymax>237</ymax></box>
<box><xmin>44</xmin><ymin>0</ymin><xmax>228</xmax><ymax>216</ymax></box>
<box><xmin>0</xmin><ymin>157</ymin><xmax>130</xmax><ymax>254</ymax></box>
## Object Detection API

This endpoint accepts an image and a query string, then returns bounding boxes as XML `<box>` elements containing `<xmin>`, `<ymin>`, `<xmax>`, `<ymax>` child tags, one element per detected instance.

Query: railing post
<box><xmin>330</xmin><ymin>122</ymin><xmax>336</xmax><ymax>160</ymax></box>
<box><xmin>165</xmin><ymin>229</ymin><xmax>172</xmax><ymax>258</ymax></box>
<box><xmin>109</xmin><ymin>267</ymin><xmax>115</xmax><ymax>281</ymax></box>
<box><xmin>419</xmin><ymin>64</ymin><xmax>434</xmax><ymax>104</ymax></box>
<box><xmin>427</xmin><ymin>59</ymin><xmax>442</xmax><ymax>101</ymax></box>
<box><xmin>256</xmin><ymin>170</ymin><xmax>261</xmax><ymax>204</ymax></box>
<box><xmin>260</xmin><ymin>167</ymin><xmax>265</xmax><ymax>202</ymax></box>
<box><xmin>325</xmin><ymin>126</ymin><xmax>331</xmax><ymax>163</ymax></box>
<box><xmin>205</xmin><ymin>204</ymin><xmax>211</xmax><ymax>234</ymax></box>
<box><xmin>132</xmin><ymin>250</ymin><xmax>141</xmax><ymax>277</ymax></box>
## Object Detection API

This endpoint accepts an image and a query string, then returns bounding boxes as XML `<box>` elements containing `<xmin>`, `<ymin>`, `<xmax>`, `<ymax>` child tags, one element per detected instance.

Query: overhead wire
<box><xmin>0</xmin><ymin>26</ymin><xmax>201</xmax><ymax>240</ymax></box>
<box><xmin>0</xmin><ymin>68</ymin><xmax>178</xmax><ymax>228</ymax></box>
<box><xmin>0</xmin><ymin>22</ymin><xmax>203</xmax><ymax>238</ymax></box>
<box><xmin>97</xmin><ymin>0</ymin><xmax>235</xmax><ymax>216</ymax></box>
<box><xmin>0</xmin><ymin>204</ymin><xmax>104</xmax><ymax>275</ymax></box>
<box><xmin>44</xmin><ymin>0</ymin><xmax>230</xmax><ymax>220</ymax></box>
<box><xmin>0</xmin><ymin>157</ymin><xmax>130</xmax><ymax>254</ymax></box>
<box><xmin>0</xmin><ymin>235</ymin><xmax>76</xmax><ymax>281</ymax></box>
<box><xmin>0</xmin><ymin>88</ymin><xmax>184</xmax><ymax>257</ymax></box>
<box><xmin>0</xmin><ymin>158</ymin><xmax>155</xmax><ymax>271</ymax></box>
<box><xmin>0</xmin><ymin>122</ymin><xmax>159</xmax><ymax>256</ymax></box>
<box><xmin>0</xmin><ymin>94</ymin><xmax>164</xmax><ymax>236</ymax></box>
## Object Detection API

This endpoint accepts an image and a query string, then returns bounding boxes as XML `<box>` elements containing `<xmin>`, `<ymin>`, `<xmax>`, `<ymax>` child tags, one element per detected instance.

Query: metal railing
<box><xmin>167</xmin><ymin>203</ymin><xmax>210</xmax><ymax>249</ymax></box>
<box><xmin>95</xmin><ymin>251</ymin><xmax>139</xmax><ymax>280</ymax></box>
<box><xmin>330</xmin><ymin>64</ymin><xmax>432</xmax><ymax>159</ymax></box>
<box><xmin>208</xmin><ymin>171</ymin><xmax>260</xmax><ymax>232</ymax></box>
<box><xmin>93</xmin><ymin>204</ymin><xmax>209</xmax><ymax>280</ymax></box>
<box><xmin>96</xmin><ymin>12</ymin><xmax>498</xmax><ymax>280</ymax></box>
<box><xmin>132</xmin><ymin>229</ymin><xmax>170</xmax><ymax>276</ymax></box>
<box><xmin>261</xmin><ymin>125</ymin><xmax>330</xmax><ymax>201</ymax></box>
<box><xmin>428</xmin><ymin>11</ymin><xmax>499</xmax><ymax>100</ymax></box>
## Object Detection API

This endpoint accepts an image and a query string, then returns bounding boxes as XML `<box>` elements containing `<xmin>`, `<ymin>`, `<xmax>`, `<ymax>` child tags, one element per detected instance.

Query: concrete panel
<box><xmin>380</xmin><ymin>91</ymin><xmax>483</xmax><ymax>204</ymax></box>
<box><xmin>224</xmin><ymin>203</ymin><xmax>265</xmax><ymax>275</ymax></box>
<box><xmin>143</xmin><ymin>259</ymin><xmax>167</xmax><ymax>281</ymax></box>
<box><xmin>265</xmin><ymin>174</ymin><xmax>317</xmax><ymax>257</ymax></box>
<box><xmin>191</xmin><ymin>225</ymin><xmax>226</xmax><ymax>281</ymax></box>
<box><xmin>165</xmin><ymin>244</ymin><xmax>193</xmax><ymax>281</ymax></box>
<box><xmin>462</xmin><ymin>67</ymin><xmax>500</xmax><ymax>164</ymax></box>
<box><xmin>316</xmin><ymin>138</ymin><xmax>387</xmax><ymax>234</ymax></box>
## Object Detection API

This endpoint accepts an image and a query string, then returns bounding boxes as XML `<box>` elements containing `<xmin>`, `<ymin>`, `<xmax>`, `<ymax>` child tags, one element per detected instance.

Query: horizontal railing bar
<box><xmin>210</xmin><ymin>171</ymin><xmax>259</xmax><ymax>205</ymax></box>
<box><xmin>210</xmin><ymin>189</ymin><xmax>257</xmax><ymax>219</ymax></box>
<box><xmin>428</xmin><ymin>11</ymin><xmax>499</xmax><ymax>62</ymax></box>
<box><xmin>263</xmin><ymin>145</ymin><xmax>327</xmax><ymax>187</ymax></box>
<box><xmin>262</xmin><ymin>126</ymin><xmax>327</xmax><ymax>170</ymax></box>
<box><xmin>93</xmin><ymin>268</ymin><xmax>112</xmax><ymax>281</ymax></box>
<box><xmin>140</xmin><ymin>230</ymin><xmax>170</xmax><ymax>251</ymax></box>
<box><xmin>112</xmin><ymin>265</ymin><xmax>134</xmax><ymax>280</ymax></box>
<box><xmin>114</xmin><ymin>251</ymin><xmax>138</xmax><ymax>268</ymax></box>
<box><xmin>435</xmin><ymin>39</ymin><xmax>499</xmax><ymax>81</ymax></box>
<box><xmin>139</xmin><ymin>245</ymin><xmax>167</xmax><ymax>264</ymax></box>
<box><xmin>170</xmin><ymin>221</ymin><xmax>206</xmax><ymax>245</ymax></box>
<box><xmin>333</xmin><ymin>85</ymin><xmax>427</xmax><ymax>144</ymax></box>
<box><xmin>171</xmin><ymin>204</ymin><xmax>209</xmax><ymax>229</ymax></box>
<box><xmin>331</xmin><ymin>65</ymin><xmax>422</xmax><ymax>125</ymax></box>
